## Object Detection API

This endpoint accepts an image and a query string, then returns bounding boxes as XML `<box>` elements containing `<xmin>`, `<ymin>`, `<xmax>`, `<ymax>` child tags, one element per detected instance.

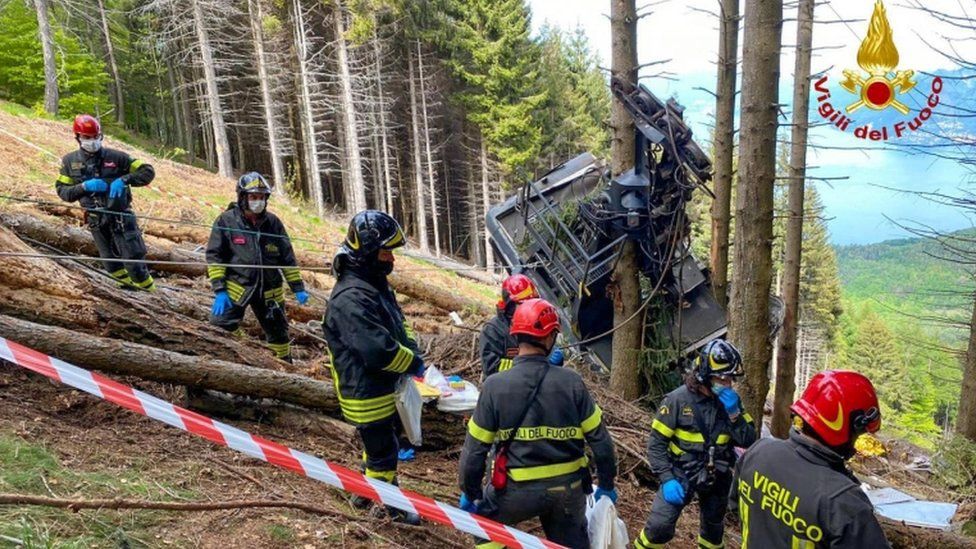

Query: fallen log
<box><xmin>0</xmin><ymin>314</ymin><xmax>338</xmax><ymax>412</ymax></box>
<box><xmin>0</xmin><ymin>210</ymin><xmax>206</xmax><ymax>278</ymax></box>
<box><xmin>5</xmin><ymin>208</ymin><xmax>488</xmax><ymax>318</ymax></box>
<box><xmin>0</xmin><ymin>224</ymin><xmax>292</xmax><ymax>372</ymax></box>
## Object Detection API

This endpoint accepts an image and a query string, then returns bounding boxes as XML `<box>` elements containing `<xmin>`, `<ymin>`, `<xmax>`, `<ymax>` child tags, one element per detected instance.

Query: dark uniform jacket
<box><xmin>731</xmin><ymin>430</ymin><xmax>890</xmax><ymax>548</ymax></box>
<box><xmin>56</xmin><ymin>147</ymin><xmax>154</xmax><ymax>222</ymax></box>
<box><xmin>205</xmin><ymin>205</ymin><xmax>304</xmax><ymax>306</ymax></box>
<box><xmin>459</xmin><ymin>354</ymin><xmax>617</xmax><ymax>499</ymax></box>
<box><xmin>479</xmin><ymin>310</ymin><xmax>519</xmax><ymax>379</ymax></box>
<box><xmin>323</xmin><ymin>269</ymin><xmax>423</xmax><ymax>425</ymax></box>
<box><xmin>649</xmin><ymin>383</ymin><xmax>757</xmax><ymax>485</ymax></box>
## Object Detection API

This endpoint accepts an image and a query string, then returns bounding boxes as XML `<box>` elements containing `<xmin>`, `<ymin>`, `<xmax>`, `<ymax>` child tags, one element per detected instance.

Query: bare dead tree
<box><xmin>33</xmin><ymin>0</ymin><xmax>59</xmax><ymax>115</ymax></box>
<box><xmin>730</xmin><ymin>0</ymin><xmax>783</xmax><ymax>430</ymax></box>
<box><xmin>710</xmin><ymin>0</ymin><xmax>739</xmax><ymax>310</ymax></box>
<box><xmin>772</xmin><ymin>0</ymin><xmax>815</xmax><ymax>439</ymax></box>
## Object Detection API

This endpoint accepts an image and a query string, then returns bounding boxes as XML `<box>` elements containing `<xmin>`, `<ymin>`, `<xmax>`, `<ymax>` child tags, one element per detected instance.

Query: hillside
<box><xmin>837</xmin><ymin>231</ymin><xmax>974</xmax><ymax>339</ymax></box>
<box><xmin>0</xmin><ymin>105</ymin><xmax>707</xmax><ymax>548</ymax></box>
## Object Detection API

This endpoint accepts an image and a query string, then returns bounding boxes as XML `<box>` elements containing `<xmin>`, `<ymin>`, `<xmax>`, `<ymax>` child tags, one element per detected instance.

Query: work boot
<box><xmin>350</xmin><ymin>494</ymin><xmax>372</xmax><ymax>510</ymax></box>
<box><xmin>387</xmin><ymin>506</ymin><xmax>421</xmax><ymax>525</ymax></box>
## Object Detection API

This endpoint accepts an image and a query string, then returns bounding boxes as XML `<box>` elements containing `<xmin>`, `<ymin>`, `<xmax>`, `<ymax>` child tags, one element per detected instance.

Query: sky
<box><xmin>527</xmin><ymin>0</ymin><xmax>976</xmax><ymax>245</ymax></box>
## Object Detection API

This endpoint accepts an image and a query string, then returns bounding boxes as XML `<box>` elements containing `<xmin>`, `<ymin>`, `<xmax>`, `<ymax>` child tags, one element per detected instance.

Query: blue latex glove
<box><xmin>662</xmin><ymin>479</ymin><xmax>685</xmax><ymax>505</ymax></box>
<box><xmin>211</xmin><ymin>291</ymin><xmax>232</xmax><ymax>316</ymax></box>
<box><xmin>82</xmin><ymin>178</ymin><xmax>107</xmax><ymax>193</ymax></box>
<box><xmin>295</xmin><ymin>290</ymin><xmax>309</xmax><ymax>305</ymax></box>
<box><xmin>458</xmin><ymin>493</ymin><xmax>478</xmax><ymax>513</ymax></box>
<box><xmin>397</xmin><ymin>447</ymin><xmax>415</xmax><ymax>462</ymax></box>
<box><xmin>594</xmin><ymin>487</ymin><xmax>618</xmax><ymax>504</ymax></box>
<box><xmin>716</xmin><ymin>386</ymin><xmax>742</xmax><ymax>415</ymax></box>
<box><xmin>109</xmin><ymin>178</ymin><xmax>127</xmax><ymax>199</ymax></box>
<box><xmin>548</xmin><ymin>348</ymin><xmax>564</xmax><ymax>366</ymax></box>
<box><xmin>412</xmin><ymin>360</ymin><xmax>427</xmax><ymax>378</ymax></box>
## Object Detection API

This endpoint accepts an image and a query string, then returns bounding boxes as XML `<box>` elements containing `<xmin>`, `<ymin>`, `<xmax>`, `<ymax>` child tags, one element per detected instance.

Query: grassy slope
<box><xmin>0</xmin><ymin>101</ymin><xmax>496</xmax><ymax>306</ymax></box>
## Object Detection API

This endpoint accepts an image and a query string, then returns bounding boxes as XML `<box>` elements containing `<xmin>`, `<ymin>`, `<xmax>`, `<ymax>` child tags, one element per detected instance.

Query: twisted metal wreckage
<box><xmin>488</xmin><ymin>78</ymin><xmax>784</xmax><ymax>371</ymax></box>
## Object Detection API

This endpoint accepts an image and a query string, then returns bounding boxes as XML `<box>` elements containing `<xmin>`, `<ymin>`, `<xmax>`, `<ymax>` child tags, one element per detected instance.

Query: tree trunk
<box><xmin>33</xmin><ymin>0</ymin><xmax>58</xmax><ymax>116</ymax></box>
<box><xmin>0</xmin><ymin>211</ymin><xmax>205</xmax><ymax>278</ymax></box>
<box><xmin>95</xmin><ymin>0</ymin><xmax>124</xmax><ymax>125</ymax></box>
<box><xmin>467</xmin><ymin>149</ymin><xmax>483</xmax><ymax>266</ymax></box>
<box><xmin>480</xmin><ymin>138</ymin><xmax>494</xmax><ymax>270</ymax></box>
<box><xmin>248</xmin><ymin>0</ymin><xmax>286</xmax><ymax>194</ymax></box>
<box><xmin>771</xmin><ymin>0</ymin><xmax>814</xmax><ymax>439</ymax></box>
<box><xmin>334</xmin><ymin>2</ymin><xmax>367</xmax><ymax>213</ymax></box>
<box><xmin>407</xmin><ymin>48</ymin><xmax>429</xmax><ymax>253</ymax></box>
<box><xmin>709</xmin><ymin>0</ymin><xmax>739</xmax><ymax>310</ymax></box>
<box><xmin>957</xmin><ymin>291</ymin><xmax>976</xmax><ymax>441</ymax></box>
<box><xmin>608</xmin><ymin>0</ymin><xmax>641</xmax><ymax>400</ymax></box>
<box><xmin>0</xmin><ymin>225</ymin><xmax>291</xmax><ymax>372</ymax></box>
<box><xmin>292</xmin><ymin>0</ymin><xmax>324</xmax><ymax>215</ymax></box>
<box><xmin>0</xmin><ymin>314</ymin><xmax>338</xmax><ymax>413</ymax></box>
<box><xmin>371</xmin><ymin>24</ymin><xmax>395</xmax><ymax>215</ymax></box>
<box><xmin>729</xmin><ymin>0</ymin><xmax>783</xmax><ymax>433</ymax></box>
<box><xmin>166</xmin><ymin>61</ymin><xmax>187</xmax><ymax>151</ymax></box>
<box><xmin>417</xmin><ymin>42</ymin><xmax>441</xmax><ymax>257</ymax></box>
<box><xmin>190</xmin><ymin>0</ymin><xmax>233</xmax><ymax>178</ymax></box>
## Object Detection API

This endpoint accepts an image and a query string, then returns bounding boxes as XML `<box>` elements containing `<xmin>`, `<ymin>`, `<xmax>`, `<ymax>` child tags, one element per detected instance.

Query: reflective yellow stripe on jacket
<box><xmin>508</xmin><ymin>456</ymin><xmax>588</xmax><ymax>482</ymax></box>
<box><xmin>329</xmin><ymin>362</ymin><xmax>396</xmax><ymax>424</ymax></box>
<box><xmin>381</xmin><ymin>344</ymin><xmax>414</xmax><ymax>374</ymax></box>
<box><xmin>283</xmin><ymin>267</ymin><xmax>302</xmax><ymax>284</ymax></box>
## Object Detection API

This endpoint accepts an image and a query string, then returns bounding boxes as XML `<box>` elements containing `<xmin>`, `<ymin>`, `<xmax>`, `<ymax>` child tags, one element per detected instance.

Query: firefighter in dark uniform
<box><xmin>479</xmin><ymin>274</ymin><xmax>538</xmax><ymax>379</ymax></box>
<box><xmin>731</xmin><ymin>370</ymin><xmax>890</xmax><ymax>548</ymax></box>
<box><xmin>635</xmin><ymin>339</ymin><xmax>757</xmax><ymax>549</ymax></box>
<box><xmin>459</xmin><ymin>298</ymin><xmax>618</xmax><ymax>549</ymax></box>
<box><xmin>322</xmin><ymin>210</ymin><xmax>424</xmax><ymax>524</ymax></box>
<box><xmin>206</xmin><ymin>172</ymin><xmax>308</xmax><ymax>362</ymax></box>
<box><xmin>56</xmin><ymin>114</ymin><xmax>156</xmax><ymax>291</ymax></box>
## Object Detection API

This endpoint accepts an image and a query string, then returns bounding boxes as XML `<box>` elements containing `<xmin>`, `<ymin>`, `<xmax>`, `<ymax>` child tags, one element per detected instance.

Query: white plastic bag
<box><xmin>423</xmin><ymin>365</ymin><xmax>479</xmax><ymax>414</ymax></box>
<box><xmin>586</xmin><ymin>494</ymin><xmax>629</xmax><ymax>549</ymax></box>
<box><xmin>395</xmin><ymin>375</ymin><xmax>423</xmax><ymax>446</ymax></box>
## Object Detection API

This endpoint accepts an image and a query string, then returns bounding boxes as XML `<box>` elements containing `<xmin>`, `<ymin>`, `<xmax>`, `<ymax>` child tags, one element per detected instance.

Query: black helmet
<box><xmin>694</xmin><ymin>338</ymin><xmax>744</xmax><ymax>383</ymax></box>
<box><xmin>341</xmin><ymin>210</ymin><xmax>405</xmax><ymax>259</ymax></box>
<box><xmin>237</xmin><ymin>172</ymin><xmax>272</xmax><ymax>199</ymax></box>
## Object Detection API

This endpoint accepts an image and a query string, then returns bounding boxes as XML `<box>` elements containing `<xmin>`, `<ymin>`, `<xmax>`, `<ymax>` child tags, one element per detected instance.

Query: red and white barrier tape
<box><xmin>0</xmin><ymin>337</ymin><xmax>562</xmax><ymax>549</ymax></box>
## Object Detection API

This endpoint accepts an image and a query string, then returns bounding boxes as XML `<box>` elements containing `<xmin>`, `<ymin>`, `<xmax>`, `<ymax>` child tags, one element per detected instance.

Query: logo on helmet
<box><xmin>817</xmin><ymin>403</ymin><xmax>845</xmax><ymax>432</ymax></box>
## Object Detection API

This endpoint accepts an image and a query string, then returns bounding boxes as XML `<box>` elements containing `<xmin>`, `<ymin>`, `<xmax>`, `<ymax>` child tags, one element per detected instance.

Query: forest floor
<box><xmin>0</xmin><ymin>102</ymin><xmax>972</xmax><ymax>548</ymax></box>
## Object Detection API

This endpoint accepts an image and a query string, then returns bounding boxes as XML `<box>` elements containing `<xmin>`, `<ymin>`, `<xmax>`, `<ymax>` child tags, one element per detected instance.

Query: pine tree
<box><xmin>446</xmin><ymin>0</ymin><xmax>545</xmax><ymax>177</ymax></box>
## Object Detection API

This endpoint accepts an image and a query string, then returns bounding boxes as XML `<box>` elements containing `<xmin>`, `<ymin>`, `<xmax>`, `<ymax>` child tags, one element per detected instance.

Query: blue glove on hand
<box><xmin>662</xmin><ymin>479</ymin><xmax>685</xmax><ymax>505</ymax></box>
<box><xmin>295</xmin><ymin>290</ymin><xmax>309</xmax><ymax>305</ymax></box>
<box><xmin>459</xmin><ymin>493</ymin><xmax>478</xmax><ymax>513</ymax></box>
<box><xmin>717</xmin><ymin>387</ymin><xmax>742</xmax><ymax>415</ymax></box>
<box><xmin>548</xmin><ymin>348</ymin><xmax>564</xmax><ymax>366</ymax></box>
<box><xmin>412</xmin><ymin>360</ymin><xmax>427</xmax><ymax>378</ymax></box>
<box><xmin>594</xmin><ymin>487</ymin><xmax>618</xmax><ymax>504</ymax></box>
<box><xmin>82</xmin><ymin>178</ymin><xmax>107</xmax><ymax>193</ymax></box>
<box><xmin>211</xmin><ymin>291</ymin><xmax>232</xmax><ymax>316</ymax></box>
<box><xmin>109</xmin><ymin>178</ymin><xmax>127</xmax><ymax>198</ymax></box>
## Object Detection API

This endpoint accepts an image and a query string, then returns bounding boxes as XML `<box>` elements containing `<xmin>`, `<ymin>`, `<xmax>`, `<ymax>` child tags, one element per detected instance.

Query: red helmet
<box><xmin>73</xmin><ymin>114</ymin><xmax>101</xmax><ymax>138</ymax></box>
<box><xmin>791</xmin><ymin>370</ymin><xmax>881</xmax><ymax>448</ymax></box>
<box><xmin>498</xmin><ymin>274</ymin><xmax>538</xmax><ymax>309</ymax></box>
<box><xmin>510</xmin><ymin>298</ymin><xmax>560</xmax><ymax>338</ymax></box>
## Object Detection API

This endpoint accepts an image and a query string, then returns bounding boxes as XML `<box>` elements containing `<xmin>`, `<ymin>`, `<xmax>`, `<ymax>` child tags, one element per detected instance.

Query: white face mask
<box><xmin>247</xmin><ymin>199</ymin><xmax>267</xmax><ymax>214</ymax></box>
<box><xmin>79</xmin><ymin>137</ymin><xmax>102</xmax><ymax>153</ymax></box>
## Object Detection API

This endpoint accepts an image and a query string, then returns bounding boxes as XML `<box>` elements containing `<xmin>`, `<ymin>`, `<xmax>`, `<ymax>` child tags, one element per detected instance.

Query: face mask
<box><xmin>247</xmin><ymin>199</ymin><xmax>266</xmax><ymax>214</ymax></box>
<box><xmin>377</xmin><ymin>259</ymin><xmax>394</xmax><ymax>276</ymax></box>
<box><xmin>79</xmin><ymin>137</ymin><xmax>102</xmax><ymax>153</ymax></box>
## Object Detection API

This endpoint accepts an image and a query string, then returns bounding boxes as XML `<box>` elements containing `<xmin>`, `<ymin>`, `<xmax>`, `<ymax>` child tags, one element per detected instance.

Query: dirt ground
<box><xmin>0</xmin><ymin>357</ymin><xmax>727</xmax><ymax>549</ymax></box>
